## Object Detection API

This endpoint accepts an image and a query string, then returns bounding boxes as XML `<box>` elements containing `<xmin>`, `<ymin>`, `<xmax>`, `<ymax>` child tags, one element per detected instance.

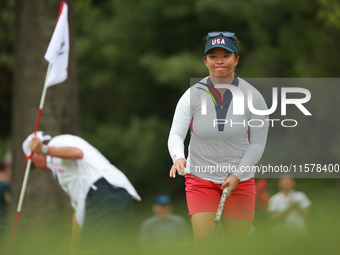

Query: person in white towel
<box><xmin>23</xmin><ymin>131</ymin><xmax>141</xmax><ymax>251</ymax></box>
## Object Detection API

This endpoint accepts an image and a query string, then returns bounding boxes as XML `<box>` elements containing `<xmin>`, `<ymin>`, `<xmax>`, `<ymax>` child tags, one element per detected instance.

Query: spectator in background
<box><xmin>139</xmin><ymin>193</ymin><xmax>189</xmax><ymax>249</ymax></box>
<box><xmin>255</xmin><ymin>179</ymin><xmax>269</xmax><ymax>212</ymax></box>
<box><xmin>267</xmin><ymin>175</ymin><xmax>311</xmax><ymax>238</ymax></box>
<box><xmin>0</xmin><ymin>161</ymin><xmax>11</xmax><ymax>239</ymax></box>
<box><xmin>0</xmin><ymin>150</ymin><xmax>11</xmax><ymax>184</ymax></box>
<box><xmin>252</xmin><ymin>179</ymin><xmax>270</xmax><ymax>235</ymax></box>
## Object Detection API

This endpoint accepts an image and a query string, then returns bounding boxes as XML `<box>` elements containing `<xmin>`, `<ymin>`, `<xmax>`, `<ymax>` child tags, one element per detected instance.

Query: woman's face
<box><xmin>204</xmin><ymin>47</ymin><xmax>239</xmax><ymax>79</ymax></box>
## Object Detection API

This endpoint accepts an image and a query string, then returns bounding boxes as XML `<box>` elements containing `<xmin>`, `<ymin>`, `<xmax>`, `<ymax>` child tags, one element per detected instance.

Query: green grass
<box><xmin>2</xmin><ymin>180</ymin><xmax>340</xmax><ymax>255</ymax></box>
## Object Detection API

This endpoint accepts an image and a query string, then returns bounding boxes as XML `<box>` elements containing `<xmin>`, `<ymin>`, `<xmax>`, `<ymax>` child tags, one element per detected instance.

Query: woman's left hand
<box><xmin>221</xmin><ymin>175</ymin><xmax>240</xmax><ymax>198</ymax></box>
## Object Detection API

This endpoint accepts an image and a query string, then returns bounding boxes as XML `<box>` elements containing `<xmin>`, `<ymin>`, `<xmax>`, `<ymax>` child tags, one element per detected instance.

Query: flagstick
<box><xmin>34</xmin><ymin>63</ymin><xmax>51</xmax><ymax>132</ymax></box>
<box><xmin>10</xmin><ymin>63</ymin><xmax>52</xmax><ymax>248</ymax></box>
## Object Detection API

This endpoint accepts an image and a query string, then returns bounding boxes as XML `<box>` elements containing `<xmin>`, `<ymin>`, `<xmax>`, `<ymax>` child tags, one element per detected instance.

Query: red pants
<box><xmin>185</xmin><ymin>175</ymin><xmax>256</xmax><ymax>221</ymax></box>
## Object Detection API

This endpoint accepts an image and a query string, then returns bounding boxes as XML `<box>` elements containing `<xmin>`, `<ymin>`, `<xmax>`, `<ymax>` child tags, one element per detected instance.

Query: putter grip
<box><xmin>180</xmin><ymin>168</ymin><xmax>190</xmax><ymax>176</ymax></box>
<box><xmin>214</xmin><ymin>186</ymin><xmax>229</xmax><ymax>223</ymax></box>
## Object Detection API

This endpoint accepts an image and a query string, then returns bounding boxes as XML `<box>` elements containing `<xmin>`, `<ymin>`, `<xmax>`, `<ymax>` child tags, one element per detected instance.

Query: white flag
<box><xmin>44</xmin><ymin>2</ymin><xmax>69</xmax><ymax>88</ymax></box>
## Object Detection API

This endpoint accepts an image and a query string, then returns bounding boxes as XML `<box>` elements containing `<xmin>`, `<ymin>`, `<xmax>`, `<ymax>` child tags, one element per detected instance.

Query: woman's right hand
<box><xmin>169</xmin><ymin>158</ymin><xmax>186</xmax><ymax>178</ymax></box>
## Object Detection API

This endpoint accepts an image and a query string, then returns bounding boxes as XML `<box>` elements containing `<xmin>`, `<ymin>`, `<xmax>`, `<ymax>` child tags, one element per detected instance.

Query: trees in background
<box><xmin>10</xmin><ymin>0</ymin><xmax>78</xmax><ymax>226</ymax></box>
<box><xmin>0</xmin><ymin>0</ymin><xmax>339</xmax><ymax>209</ymax></box>
<box><xmin>75</xmin><ymin>0</ymin><xmax>340</xmax><ymax>198</ymax></box>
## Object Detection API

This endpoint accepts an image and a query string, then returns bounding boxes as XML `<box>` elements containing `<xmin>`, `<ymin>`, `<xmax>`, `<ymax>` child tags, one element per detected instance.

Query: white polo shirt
<box><xmin>267</xmin><ymin>190</ymin><xmax>311</xmax><ymax>235</ymax></box>
<box><xmin>46</xmin><ymin>135</ymin><xmax>141</xmax><ymax>226</ymax></box>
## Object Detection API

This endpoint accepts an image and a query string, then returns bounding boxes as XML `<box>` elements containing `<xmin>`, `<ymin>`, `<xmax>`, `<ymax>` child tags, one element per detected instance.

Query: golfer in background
<box><xmin>168</xmin><ymin>31</ymin><xmax>269</xmax><ymax>245</ymax></box>
<box><xmin>23</xmin><ymin>131</ymin><xmax>141</xmax><ymax>251</ymax></box>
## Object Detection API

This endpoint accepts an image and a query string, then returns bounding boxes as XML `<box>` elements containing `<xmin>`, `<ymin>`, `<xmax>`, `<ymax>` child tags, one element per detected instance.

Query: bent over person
<box><xmin>23</xmin><ymin>131</ymin><xmax>141</xmax><ymax>252</ymax></box>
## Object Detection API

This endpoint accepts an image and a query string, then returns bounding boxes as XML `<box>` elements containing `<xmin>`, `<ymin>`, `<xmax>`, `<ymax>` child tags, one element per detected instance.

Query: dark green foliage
<box><xmin>0</xmin><ymin>0</ymin><xmax>14</xmax><ymax>138</ymax></box>
<box><xmin>1</xmin><ymin>0</ymin><xmax>340</xmax><ymax>198</ymax></box>
<box><xmin>73</xmin><ymin>0</ymin><xmax>340</xmax><ymax>198</ymax></box>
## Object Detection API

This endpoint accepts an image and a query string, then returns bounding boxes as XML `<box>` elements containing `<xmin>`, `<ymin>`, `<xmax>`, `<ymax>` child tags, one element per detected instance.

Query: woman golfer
<box><xmin>168</xmin><ymin>31</ymin><xmax>269</xmax><ymax>244</ymax></box>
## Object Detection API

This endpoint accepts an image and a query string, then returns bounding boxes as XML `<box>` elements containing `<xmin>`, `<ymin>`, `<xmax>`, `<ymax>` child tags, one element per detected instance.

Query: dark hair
<box><xmin>42</xmin><ymin>140</ymin><xmax>50</xmax><ymax>145</ymax></box>
<box><xmin>202</xmin><ymin>34</ymin><xmax>240</xmax><ymax>58</ymax></box>
<box><xmin>0</xmin><ymin>161</ymin><xmax>6</xmax><ymax>172</ymax></box>
<box><xmin>41</xmin><ymin>132</ymin><xmax>51</xmax><ymax>145</ymax></box>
